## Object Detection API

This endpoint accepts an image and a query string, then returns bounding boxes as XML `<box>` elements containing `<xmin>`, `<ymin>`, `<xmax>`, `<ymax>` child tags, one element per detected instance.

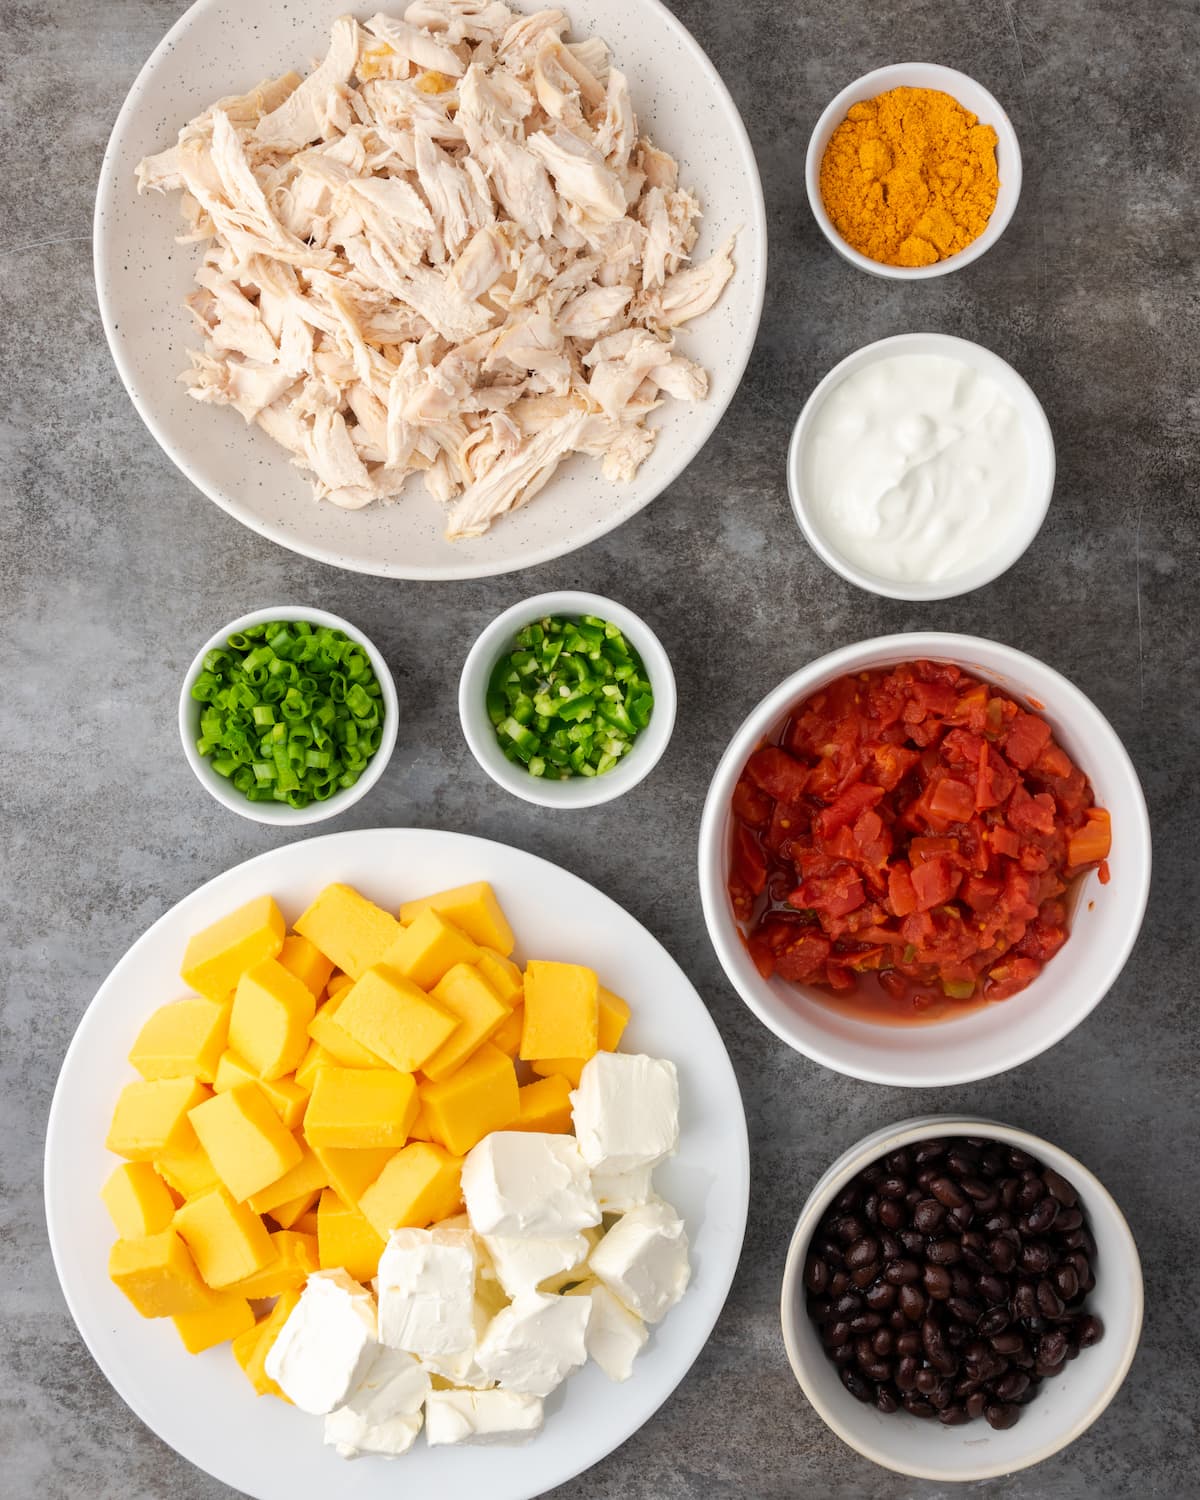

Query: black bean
<box><xmin>830</xmin><ymin>1341</ymin><xmax>855</xmax><ymax>1366</ymax></box>
<box><xmin>979</xmin><ymin>1306</ymin><xmax>1010</xmax><ymax>1337</ymax></box>
<box><xmin>914</xmin><ymin>1366</ymin><xmax>939</xmax><ymax>1395</ymax></box>
<box><xmin>1054</xmin><ymin>1264</ymin><xmax>1080</xmax><ymax>1302</ymax></box>
<box><xmin>959</xmin><ymin>1175</ymin><xmax>992</xmax><ymax>1202</ymax></box>
<box><xmin>840</xmin><ymin>1366</ymin><xmax>873</xmax><ymax>1403</ymax></box>
<box><xmin>846</xmin><ymin>1236</ymin><xmax>879</xmax><ymax>1271</ymax></box>
<box><xmin>1007</xmin><ymin>1147</ymin><xmax>1035</xmax><ymax>1169</ymax></box>
<box><xmin>1043</xmin><ymin>1167</ymin><xmax>1078</xmax><ymax>1207</ymax></box>
<box><xmin>923</xmin><ymin>1264</ymin><xmax>953</xmax><ymax>1300</ymax></box>
<box><xmin>848</xmin><ymin>1311</ymin><xmax>882</xmax><ymax>1333</ymax></box>
<box><xmin>1076</xmin><ymin>1314</ymin><xmax>1104</xmax><ymax>1348</ymax></box>
<box><xmin>995</xmin><ymin>1370</ymin><xmax>1031</xmax><ymax>1402</ymax></box>
<box><xmin>1016</xmin><ymin>1177</ymin><xmax>1044</xmax><ymax>1212</ymax></box>
<box><xmin>832</xmin><ymin>1291</ymin><xmax>861</xmax><ymax>1317</ymax></box>
<box><xmin>822</xmin><ymin>1319</ymin><xmax>851</xmax><ymax>1348</ymax></box>
<box><xmin>885</xmin><ymin>1259</ymin><xmax>921</xmax><ymax>1285</ymax></box>
<box><xmin>878</xmin><ymin>1198</ymin><xmax>906</xmax><ymax>1230</ymax></box>
<box><xmin>983</xmin><ymin>1212</ymin><xmax>1013</xmax><ymax>1234</ymax></box>
<box><xmin>1037</xmin><ymin>1280</ymin><xmax>1065</xmax><ymax>1319</ymax></box>
<box><xmin>862</xmin><ymin>1193</ymin><xmax>880</xmax><ymax>1225</ymax></box>
<box><xmin>986</xmin><ymin>1402</ymin><xmax>1021</xmax><ymax>1430</ymax></box>
<box><xmin>1024</xmin><ymin>1196</ymin><xmax>1059</xmax><ymax>1234</ymax></box>
<box><xmin>990</xmin><ymin>1330</ymin><xmax>1024</xmax><ymax>1354</ymax></box>
<box><xmin>895</xmin><ymin>1355</ymin><xmax>919</xmax><ymax>1391</ymax></box>
<box><xmin>899</xmin><ymin>1284</ymin><xmax>926</xmax><ymax>1321</ymax></box>
<box><xmin>978</xmin><ymin>1274</ymin><xmax>1008</xmax><ymax>1307</ymax></box>
<box><xmin>1038</xmin><ymin>1329</ymin><xmax>1068</xmax><ymax>1366</ymax></box>
<box><xmin>931</xmin><ymin>1175</ymin><xmax>968</xmax><ymax>1209</ymax></box>
<box><xmin>913</xmin><ymin>1198</ymin><xmax>946</xmax><ymax>1234</ymax></box>
<box><xmin>927</xmin><ymin>1238</ymin><xmax>963</xmax><ymax>1266</ymax></box>
<box><xmin>1055</xmin><ymin>1207</ymin><xmax>1084</xmax><ymax>1233</ymax></box>
<box><xmin>876</xmin><ymin>1385</ymin><xmax>899</xmax><ymax>1414</ymax></box>
<box><xmin>989</xmin><ymin>1237</ymin><xmax>1016</xmax><ymax>1274</ymax></box>
<box><xmin>879</xmin><ymin>1233</ymin><xmax>903</xmax><ymax>1262</ymax></box>
<box><xmin>1012</xmin><ymin>1281</ymin><xmax>1037</xmax><ymax>1321</ymax></box>
<box><xmin>872</xmin><ymin>1328</ymin><xmax>894</xmax><ymax>1357</ymax></box>
<box><xmin>866</xmin><ymin>1282</ymin><xmax>896</xmax><ymax>1312</ymax></box>
<box><xmin>808</xmin><ymin>1297</ymin><xmax>832</xmax><ymax>1323</ymax></box>
<box><xmin>831</xmin><ymin>1214</ymin><xmax>866</xmax><ymax>1245</ymax></box>
<box><xmin>879</xmin><ymin>1175</ymin><xmax>908</xmax><ymax>1200</ymax></box>
<box><xmin>886</xmin><ymin>1148</ymin><xmax>913</xmax><ymax>1175</ymax></box>
<box><xmin>828</xmin><ymin>1270</ymin><xmax>850</xmax><ymax>1297</ymax></box>
<box><xmin>851</xmin><ymin>1263</ymin><xmax>879</xmax><ymax>1289</ymax></box>
<box><xmin>947</xmin><ymin>1296</ymin><xmax>983</xmax><ymax>1325</ymax></box>
<box><xmin>899</xmin><ymin>1228</ymin><xmax>926</xmax><ymax>1255</ymax></box>
<box><xmin>939</xmin><ymin>1405</ymin><xmax>971</xmax><ymax>1425</ymax></box>
<box><xmin>896</xmin><ymin>1331</ymin><xmax>922</xmax><ymax>1356</ymax></box>
<box><xmin>833</xmin><ymin>1184</ymin><xmax>861</xmax><ymax>1213</ymax></box>
<box><xmin>966</xmin><ymin>1391</ymin><xmax>987</xmax><ymax>1420</ymax></box>
<box><xmin>1019</xmin><ymin>1240</ymin><xmax>1052</xmax><ymax>1274</ymax></box>
<box><xmin>914</xmin><ymin>1140</ymin><xmax>947</xmax><ymax>1164</ymax></box>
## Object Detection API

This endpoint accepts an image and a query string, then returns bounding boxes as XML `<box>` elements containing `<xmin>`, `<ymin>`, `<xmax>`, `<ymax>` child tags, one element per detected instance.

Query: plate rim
<box><xmin>93</xmin><ymin>0</ymin><xmax>768</xmax><ymax>580</ymax></box>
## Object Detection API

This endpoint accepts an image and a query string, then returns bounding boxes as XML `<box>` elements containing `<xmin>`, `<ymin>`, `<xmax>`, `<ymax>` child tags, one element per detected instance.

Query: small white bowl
<box><xmin>179</xmin><ymin>606</ymin><xmax>398</xmax><ymax>826</ymax></box>
<box><xmin>788</xmin><ymin>332</ymin><xmax>1055</xmax><ymax>601</ymax></box>
<box><xmin>697</xmin><ymin>633</ymin><xmax>1151</xmax><ymax>1086</ymax></box>
<box><xmin>459</xmin><ymin>591</ymin><xmax>676</xmax><ymax>809</ymax></box>
<box><xmin>806</xmin><ymin>62</ymin><xmax>1022</xmax><ymax>279</ymax></box>
<box><xmin>780</xmin><ymin>1116</ymin><xmax>1143</xmax><ymax>1480</ymax></box>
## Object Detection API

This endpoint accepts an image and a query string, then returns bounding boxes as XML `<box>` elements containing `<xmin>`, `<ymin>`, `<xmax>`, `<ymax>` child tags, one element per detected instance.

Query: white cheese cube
<box><xmin>570</xmin><ymin>1054</ymin><xmax>679</xmax><ymax>1175</ymax></box>
<box><xmin>462</xmin><ymin>1132</ymin><xmax>600</xmax><ymax>1238</ymax></box>
<box><xmin>419</xmin><ymin>1293</ymin><xmax>498</xmax><ymax>1389</ymax></box>
<box><xmin>481</xmin><ymin>1230</ymin><xmax>590</xmax><ymax>1299</ymax></box>
<box><xmin>265</xmin><ymin>1268</ymin><xmax>379</xmax><ymax>1415</ymax></box>
<box><xmin>474</xmin><ymin>1290</ymin><xmax>591</xmax><ymax>1396</ymax></box>
<box><xmin>591</xmin><ymin>1163</ymin><xmax>655</xmax><ymax>1213</ymax></box>
<box><xmin>569</xmin><ymin>1279</ymin><xmax>648</xmax><ymax>1381</ymax></box>
<box><xmin>323</xmin><ymin>1347</ymin><xmax>429</xmax><ymax>1459</ymax></box>
<box><xmin>425</xmin><ymin>1388</ymin><xmax>544</xmax><ymax>1446</ymax></box>
<box><xmin>588</xmin><ymin>1200</ymin><xmax>690</xmax><ymax>1324</ymax></box>
<box><xmin>377</xmin><ymin>1226</ymin><xmax>477</xmax><ymax>1356</ymax></box>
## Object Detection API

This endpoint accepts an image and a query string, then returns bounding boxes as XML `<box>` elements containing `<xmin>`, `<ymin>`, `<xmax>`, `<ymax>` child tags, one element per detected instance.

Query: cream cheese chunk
<box><xmin>482</xmin><ymin>1230</ymin><xmax>591</xmax><ymax>1299</ymax></box>
<box><xmin>323</xmin><ymin>1347</ymin><xmax>430</xmax><ymax>1459</ymax></box>
<box><xmin>419</xmin><ymin>1293</ymin><xmax>499</xmax><ymax>1389</ymax></box>
<box><xmin>589</xmin><ymin>1199</ymin><xmax>690</xmax><ymax>1324</ymax></box>
<box><xmin>377</xmin><ymin>1226</ymin><xmax>477</xmax><ymax>1356</ymax></box>
<box><xmin>474</xmin><ymin>1290</ymin><xmax>591</xmax><ymax>1396</ymax></box>
<box><xmin>570</xmin><ymin>1054</ymin><xmax>679</xmax><ymax>1175</ymax></box>
<box><xmin>265</xmin><ymin>1268</ymin><xmax>380</xmax><ymax>1415</ymax></box>
<box><xmin>462</xmin><ymin>1132</ymin><xmax>600</xmax><ymax>1238</ymax></box>
<box><xmin>590</xmin><ymin>1163</ymin><xmax>655</xmax><ymax>1213</ymax></box>
<box><xmin>425</xmin><ymin>1388</ymin><xmax>545</xmax><ymax>1446</ymax></box>
<box><xmin>570</xmin><ymin>1279</ymin><xmax>648</xmax><ymax>1380</ymax></box>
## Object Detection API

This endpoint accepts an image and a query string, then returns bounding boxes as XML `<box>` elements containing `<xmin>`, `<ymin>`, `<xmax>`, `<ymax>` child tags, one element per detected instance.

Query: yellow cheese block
<box><xmin>317</xmin><ymin>1188</ymin><xmax>387</xmax><ymax>1283</ymax></box>
<box><xmin>380</xmin><ymin>908</ymin><xmax>481</xmax><ymax>990</ymax></box>
<box><xmin>336</xmin><ymin>966</ymin><xmax>459</xmax><ymax>1074</ymax></box>
<box><xmin>106</xmin><ymin>1077</ymin><xmax>211</xmax><ymax>1161</ymax></box>
<box><xmin>153</xmin><ymin>1140</ymin><xmax>222</xmax><ymax>1201</ymax></box>
<box><xmin>174</xmin><ymin>1186</ymin><xmax>276</xmax><ymax>1289</ymax></box>
<box><xmin>213</xmin><ymin>1051</ymin><xmax>310</xmax><ymax>1130</ymax></box>
<box><xmin>292</xmin><ymin>1208</ymin><xmax>320</xmax><ymax>1237</ymax></box>
<box><xmin>100</xmin><ymin>1162</ymin><xmax>176</xmax><ymax>1238</ymax></box>
<box><xmin>311</xmin><ymin>1144</ymin><xmax>398</xmax><ymax>1208</ymax></box>
<box><xmin>246</xmin><ymin>1142</ymin><xmax>329</xmax><ymax>1216</ymax></box>
<box><xmin>241</xmin><ymin>1290</ymin><xmax>300</xmax><ymax>1398</ymax></box>
<box><xmin>277</xmin><ymin>933</ymin><xmax>335</xmax><ymax>998</ymax></box>
<box><xmin>307</xmin><ymin>991</ymin><xmax>386</xmax><ymax>1068</ymax></box>
<box><xmin>268</xmin><ymin>1188</ymin><xmax>321</xmax><ymax>1229</ymax></box>
<box><xmin>407</xmin><ymin>1104</ymin><xmax>435</xmax><ymax>1142</ymax></box>
<box><xmin>181</xmin><ymin>895</ymin><xmax>285</xmax><ymax>1004</ymax></box>
<box><xmin>305</xmin><ymin>1068</ymin><xmax>419</xmax><ymax>1149</ymax></box>
<box><xmin>294</xmin><ymin>1042</ymin><xmax>334</xmax><ymax>1092</ymax></box>
<box><xmin>421</xmin><ymin>965</ymin><xmax>509</xmax><ymax>1081</ymax></box>
<box><xmin>188</xmin><ymin>1083</ymin><xmax>303</xmax><ymax>1203</ymax></box>
<box><xmin>358</xmin><ymin>1142</ymin><xmax>464</xmax><ymax>1239</ymax></box>
<box><xmin>325</xmin><ymin>972</ymin><xmax>354</xmax><ymax>1001</ymax></box>
<box><xmin>128</xmin><ymin>997</ymin><xmax>230</xmax><ymax>1084</ymax></box>
<box><xmin>520</xmin><ymin>961</ymin><xmax>599</xmax><ymax>1061</ymax></box>
<box><xmin>173</xmin><ymin>1290</ymin><xmax>255</xmax><ymax>1354</ymax></box>
<box><xmin>419</xmin><ymin>1043</ymin><xmax>519</xmax><ymax>1156</ymax></box>
<box><xmin>399</xmin><ymin>882</ymin><xmax>515</xmax><ymax>956</ymax></box>
<box><xmin>513</xmin><ymin>1074</ymin><xmax>574</xmax><ymax>1134</ymax></box>
<box><xmin>530</xmin><ymin>986</ymin><xmax>632</xmax><ymax>1085</ymax></box>
<box><xmin>228</xmin><ymin>959</ymin><xmax>315</xmax><ymax>1081</ymax></box>
<box><xmin>294</xmin><ymin>883</ymin><xmax>400</xmax><ymax>980</ymax></box>
<box><xmin>108</xmin><ymin>1230</ymin><xmax>210</xmax><ymax>1317</ymax></box>
<box><xmin>490</xmin><ymin>1003</ymin><xmax>524</xmax><ymax>1058</ymax></box>
<box><xmin>224</xmin><ymin>1229</ymin><xmax>319</xmax><ymax>1299</ymax></box>
<box><xmin>475</xmin><ymin>947</ymin><xmax>523</xmax><ymax>1007</ymax></box>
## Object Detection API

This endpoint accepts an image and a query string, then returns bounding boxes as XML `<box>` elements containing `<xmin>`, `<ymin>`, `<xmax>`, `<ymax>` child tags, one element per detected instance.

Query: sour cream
<box><xmin>800</xmin><ymin>353</ymin><xmax>1030</xmax><ymax>586</ymax></box>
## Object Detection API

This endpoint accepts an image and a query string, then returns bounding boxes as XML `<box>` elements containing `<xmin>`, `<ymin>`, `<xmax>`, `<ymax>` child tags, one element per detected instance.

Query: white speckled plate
<box><xmin>45</xmin><ymin>828</ymin><xmax>749</xmax><ymax>1500</ymax></box>
<box><xmin>94</xmin><ymin>0</ymin><xmax>766</xmax><ymax>578</ymax></box>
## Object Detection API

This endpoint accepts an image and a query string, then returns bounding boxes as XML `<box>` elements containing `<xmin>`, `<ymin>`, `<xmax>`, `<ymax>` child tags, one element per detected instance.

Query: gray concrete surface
<box><xmin>2</xmin><ymin>1</ymin><xmax>1198</xmax><ymax>1496</ymax></box>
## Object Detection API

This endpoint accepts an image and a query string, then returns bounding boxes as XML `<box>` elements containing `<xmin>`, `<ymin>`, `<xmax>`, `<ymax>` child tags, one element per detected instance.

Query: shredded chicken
<box><xmin>138</xmin><ymin>5</ymin><xmax>736</xmax><ymax>539</ymax></box>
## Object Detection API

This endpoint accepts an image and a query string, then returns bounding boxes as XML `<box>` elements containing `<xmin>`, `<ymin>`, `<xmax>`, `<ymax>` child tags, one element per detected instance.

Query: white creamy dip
<box><xmin>802</xmin><ymin>353</ymin><xmax>1029</xmax><ymax>584</ymax></box>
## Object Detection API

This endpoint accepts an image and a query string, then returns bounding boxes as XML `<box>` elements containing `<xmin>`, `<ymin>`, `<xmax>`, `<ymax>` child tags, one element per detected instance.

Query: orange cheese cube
<box><xmin>530</xmin><ymin>985</ymin><xmax>631</xmax><ymax>1085</ymax></box>
<box><xmin>399</xmin><ymin>882</ymin><xmax>515</xmax><ymax>956</ymax></box>
<box><xmin>421</xmin><ymin>965</ymin><xmax>508</xmax><ymax>1081</ymax></box>
<box><xmin>380</xmin><ymin>908</ymin><xmax>481</xmax><ymax>990</ymax></box>
<box><xmin>490</xmin><ymin>1003</ymin><xmax>524</xmax><ymax>1058</ymax></box>
<box><xmin>277</xmin><ymin>933</ymin><xmax>335</xmax><ymax>998</ymax></box>
<box><xmin>128</xmin><ymin>997</ymin><xmax>230</xmax><ymax>1084</ymax></box>
<box><xmin>173</xmin><ymin>1290</ymin><xmax>255</xmax><ymax>1354</ymax></box>
<box><xmin>188</xmin><ymin>1083</ymin><xmax>302</xmax><ymax>1202</ymax></box>
<box><xmin>295</xmin><ymin>1042</ymin><xmax>334</xmax><ymax>1092</ymax></box>
<box><xmin>311</xmin><ymin>1144</ymin><xmax>398</xmax><ymax>1208</ymax></box>
<box><xmin>153</xmin><ymin>1140</ymin><xmax>222</xmax><ymax>1201</ymax></box>
<box><xmin>246</xmin><ymin>1141</ymin><xmax>329</xmax><ymax>1216</ymax></box>
<box><xmin>317</xmin><ymin>1188</ymin><xmax>387</xmax><ymax>1282</ymax></box>
<box><xmin>529</xmin><ymin>1056</ymin><xmax>585</xmax><ymax>1087</ymax></box>
<box><xmin>106</xmin><ymin>1077</ymin><xmax>211</xmax><ymax>1160</ymax></box>
<box><xmin>108</xmin><ymin>1230</ymin><xmax>210</xmax><ymax>1317</ymax></box>
<box><xmin>325</xmin><ymin>972</ymin><xmax>354</xmax><ymax>1001</ymax></box>
<box><xmin>307</xmin><ymin>990</ymin><xmax>386</xmax><ymax>1068</ymax></box>
<box><xmin>358</xmin><ymin>1142</ymin><xmax>464</xmax><ymax>1238</ymax></box>
<box><xmin>241</xmin><ymin>1290</ymin><xmax>300</xmax><ymax>1398</ymax></box>
<box><xmin>513</xmin><ymin>1075</ymin><xmax>574</xmax><ymax>1134</ymax></box>
<box><xmin>224</xmin><ymin>1229</ymin><xmax>319</xmax><ymax>1298</ymax></box>
<box><xmin>336</xmin><ymin>966</ymin><xmax>458</xmax><ymax>1073</ymax></box>
<box><xmin>181</xmin><ymin>895</ymin><xmax>285</xmax><ymax>1004</ymax></box>
<box><xmin>101</xmin><ymin>1162</ymin><xmax>176</xmax><ymax>1238</ymax></box>
<box><xmin>407</xmin><ymin>1104</ymin><xmax>436</xmax><ymax>1142</ymax></box>
<box><xmin>419</xmin><ymin>1043</ymin><xmax>519</xmax><ymax>1156</ymax></box>
<box><xmin>294</xmin><ymin>883</ymin><xmax>400</xmax><ymax>980</ymax></box>
<box><xmin>520</xmin><ymin>961</ymin><xmax>599</xmax><ymax>1061</ymax></box>
<box><xmin>268</xmin><ymin>1188</ymin><xmax>321</xmax><ymax>1229</ymax></box>
<box><xmin>228</xmin><ymin>959</ymin><xmax>315</xmax><ymax>1081</ymax></box>
<box><xmin>213</xmin><ymin>1050</ymin><xmax>310</xmax><ymax>1129</ymax></box>
<box><xmin>173</xmin><ymin>1186</ymin><xmax>276</xmax><ymax>1289</ymax></box>
<box><xmin>305</xmin><ymin>1067</ymin><xmax>419</xmax><ymax>1149</ymax></box>
<box><xmin>476</xmin><ymin>948</ymin><xmax>523</xmax><ymax>1007</ymax></box>
<box><xmin>293</xmin><ymin>1209</ymin><xmax>319</xmax><ymax>1236</ymax></box>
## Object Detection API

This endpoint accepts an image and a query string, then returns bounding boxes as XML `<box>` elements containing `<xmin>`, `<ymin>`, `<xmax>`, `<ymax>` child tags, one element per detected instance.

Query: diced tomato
<box><xmin>985</xmin><ymin>956</ymin><xmax>1042</xmax><ymax>1000</ymax></box>
<box><xmin>1007</xmin><ymin>784</ymin><xmax>1057</xmax><ymax>836</ymax></box>
<box><xmin>1034</xmin><ymin>743</ymin><xmax>1073</xmax><ymax>779</ymax></box>
<box><xmin>791</xmin><ymin>868</ymin><xmax>866</xmax><ymax>919</ymax></box>
<box><xmin>1067</xmin><ymin>808</ymin><xmax>1112</xmax><ymax>868</ymax></box>
<box><xmin>745</xmin><ymin>745</ymin><xmax>809</xmax><ymax>803</ymax></box>
<box><xmin>961</xmin><ymin>874</ymin><xmax>1001</xmax><ymax>913</ymax></box>
<box><xmin>772</xmin><ymin>929</ymin><xmax>832</xmax><ymax>983</ymax></box>
<box><xmin>887</xmin><ymin>865</ymin><xmax>918</xmax><ymax>917</ymax></box>
<box><xmin>731</xmin><ymin>774</ymin><xmax>773</xmax><ymax>830</ymax></box>
<box><xmin>815</xmin><ymin>782</ymin><xmax>884</xmax><ymax>839</ymax></box>
<box><xmin>908</xmin><ymin>836</ymin><xmax>960</xmax><ymax>866</ymax></box>
<box><xmin>871</xmin><ymin>743</ymin><xmax>921</xmax><ymax>790</ymax></box>
<box><xmin>1004</xmin><ymin>710</ymin><xmax>1053</xmax><ymax>769</ymax></box>
<box><xmin>927</xmin><ymin>775</ymin><xmax>975</xmax><ymax>826</ymax></box>
<box><xmin>991</xmin><ymin>824</ymin><xmax>1021</xmax><ymax>858</ymax></box>
<box><xmin>910</xmin><ymin>856</ymin><xmax>959</xmax><ymax>912</ymax></box>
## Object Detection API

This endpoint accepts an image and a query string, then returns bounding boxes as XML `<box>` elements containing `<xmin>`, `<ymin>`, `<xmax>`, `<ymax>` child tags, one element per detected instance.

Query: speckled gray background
<box><xmin>2</xmin><ymin>0</ymin><xmax>1198</xmax><ymax>1496</ymax></box>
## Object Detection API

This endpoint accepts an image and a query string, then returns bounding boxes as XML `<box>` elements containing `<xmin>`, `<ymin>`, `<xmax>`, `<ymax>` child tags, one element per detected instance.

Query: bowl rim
<box><xmin>458</xmin><ymin>590</ymin><xmax>677</xmax><ymax>809</ymax></box>
<box><xmin>804</xmin><ymin>61</ymin><xmax>1023</xmax><ymax>280</ymax></box>
<box><xmin>697</xmin><ymin>632</ymin><xmax>1152</xmax><ymax>1085</ymax></box>
<box><xmin>786</xmin><ymin>331</ymin><xmax>1056</xmax><ymax>601</ymax></box>
<box><xmin>779</xmin><ymin>1114</ymin><xmax>1145</xmax><ymax>1479</ymax></box>
<box><xmin>178</xmin><ymin>604</ymin><xmax>399</xmax><ymax>825</ymax></box>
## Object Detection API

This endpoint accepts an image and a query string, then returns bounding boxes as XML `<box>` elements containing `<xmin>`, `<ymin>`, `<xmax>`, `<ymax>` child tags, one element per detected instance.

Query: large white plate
<box><xmin>45</xmin><ymin>828</ymin><xmax>749</xmax><ymax>1500</ymax></box>
<box><xmin>94</xmin><ymin>0</ymin><xmax>767</xmax><ymax>579</ymax></box>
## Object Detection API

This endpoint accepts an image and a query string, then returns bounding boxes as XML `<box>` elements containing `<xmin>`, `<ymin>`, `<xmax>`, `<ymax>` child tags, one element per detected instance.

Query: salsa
<box><xmin>728</xmin><ymin>661</ymin><xmax>1112</xmax><ymax>1017</ymax></box>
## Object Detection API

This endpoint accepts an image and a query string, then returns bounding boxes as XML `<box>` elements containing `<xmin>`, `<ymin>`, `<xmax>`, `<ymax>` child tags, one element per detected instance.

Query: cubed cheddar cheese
<box><xmin>358</xmin><ymin>1142</ymin><xmax>464</xmax><ymax>1239</ymax></box>
<box><xmin>304</xmin><ymin>1067</ymin><xmax>419</xmax><ymax>1149</ymax></box>
<box><xmin>153</xmin><ymin>1140</ymin><xmax>223</xmax><ymax>1201</ymax></box>
<box><xmin>173</xmin><ymin>1186</ymin><xmax>276</xmax><ymax>1289</ymax></box>
<box><xmin>107</xmin><ymin>1078</ymin><xmax>211</xmax><ymax>1161</ymax></box>
<box><xmin>188</xmin><ymin>1083</ymin><xmax>303</xmax><ymax>1202</ymax></box>
<box><xmin>224</xmin><ymin>1229</ymin><xmax>319</xmax><ymax>1299</ymax></box>
<box><xmin>335</xmin><ymin>966</ymin><xmax>459</xmax><ymax>1073</ymax></box>
<box><xmin>421</xmin><ymin>964</ymin><xmax>509</xmax><ymax>1081</ymax></box>
<box><xmin>513</xmin><ymin>1074</ymin><xmax>574</xmax><ymax>1134</ymax></box>
<box><xmin>214</xmin><ymin>1050</ymin><xmax>310</xmax><ymax>1130</ymax></box>
<box><xmin>311</xmin><ymin>1144</ymin><xmax>398</xmax><ymax>1208</ymax></box>
<box><xmin>294</xmin><ymin>1042</ymin><xmax>335</xmax><ymax>1093</ymax></box>
<box><xmin>246</xmin><ymin>1142</ymin><xmax>329</xmax><ymax>1216</ymax></box>
<box><xmin>292</xmin><ymin>1209</ymin><xmax>320</xmax><ymax>1237</ymax></box>
<box><xmin>398</xmin><ymin>882</ymin><xmax>515</xmax><ymax>957</ymax></box>
<box><xmin>108</xmin><ymin>1230</ymin><xmax>210</xmax><ymax>1317</ymax></box>
<box><xmin>419</xmin><ymin>1043</ymin><xmax>519</xmax><ymax>1156</ymax></box>
<box><xmin>475</xmin><ymin>947</ymin><xmax>523</xmax><ymax>1007</ymax></box>
<box><xmin>228</xmin><ymin>959</ymin><xmax>315</xmax><ymax>1080</ymax></box>
<box><xmin>277</xmin><ymin>933</ymin><xmax>335</xmax><ymax>998</ymax></box>
<box><xmin>172</xmin><ymin>1290</ymin><xmax>255</xmax><ymax>1354</ymax></box>
<box><xmin>268</xmin><ymin>1188</ymin><xmax>321</xmax><ymax>1229</ymax></box>
<box><xmin>407</xmin><ymin>1104</ymin><xmax>435</xmax><ymax>1142</ymax></box>
<box><xmin>520</xmin><ymin>961</ymin><xmax>599</xmax><ymax>1061</ymax></box>
<box><xmin>128</xmin><ymin>997</ymin><xmax>230</xmax><ymax>1084</ymax></box>
<box><xmin>240</xmin><ymin>1290</ymin><xmax>300</xmax><ymax>1398</ymax></box>
<box><xmin>381</xmin><ymin>908</ymin><xmax>480</xmax><ymax>989</ymax></box>
<box><xmin>490</xmin><ymin>1003</ymin><xmax>524</xmax><ymax>1058</ymax></box>
<box><xmin>101</xmin><ymin>1162</ymin><xmax>176</xmax><ymax>1238</ymax></box>
<box><xmin>317</xmin><ymin>1188</ymin><xmax>387</xmax><ymax>1282</ymax></box>
<box><xmin>181</xmin><ymin>895</ymin><xmax>285</xmax><ymax>1004</ymax></box>
<box><xmin>325</xmin><ymin>972</ymin><xmax>354</xmax><ymax>1001</ymax></box>
<box><xmin>530</xmin><ymin>985</ymin><xmax>631</xmax><ymax>1086</ymax></box>
<box><xmin>307</xmin><ymin>990</ymin><xmax>386</xmax><ymax>1068</ymax></box>
<box><xmin>294</xmin><ymin>884</ymin><xmax>400</xmax><ymax>980</ymax></box>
